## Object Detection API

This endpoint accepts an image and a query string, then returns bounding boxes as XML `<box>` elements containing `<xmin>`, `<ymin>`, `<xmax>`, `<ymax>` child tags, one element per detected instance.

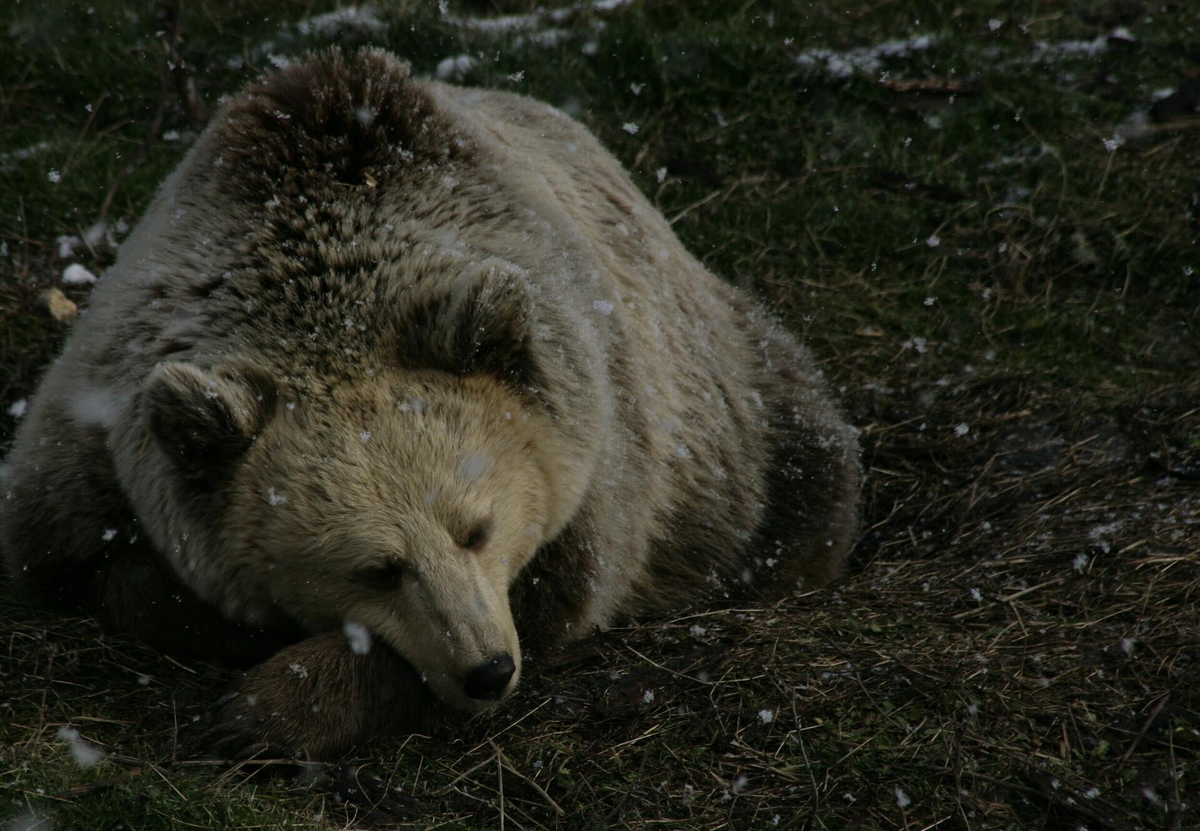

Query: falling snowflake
<box><xmin>343</xmin><ymin>621</ymin><xmax>372</xmax><ymax>655</ymax></box>
<box><xmin>622</xmin><ymin>122</ymin><xmax>639</xmax><ymax>135</ymax></box>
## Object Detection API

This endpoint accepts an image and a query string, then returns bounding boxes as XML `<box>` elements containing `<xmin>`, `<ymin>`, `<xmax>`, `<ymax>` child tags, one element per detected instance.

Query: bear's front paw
<box><xmin>206</xmin><ymin>631</ymin><xmax>440</xmax><ymax>761</ymax></box>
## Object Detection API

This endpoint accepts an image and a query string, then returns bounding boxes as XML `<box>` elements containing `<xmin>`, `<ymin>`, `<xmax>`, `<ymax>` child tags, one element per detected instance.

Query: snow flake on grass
<box><xmin>758</xmin><ymin>709</ymin><xmax>775</xmax><ymax>724</ymax></box>
<box><xmin>47</xmin><ymin>169</ymin><xmax>61</xmax><ymax>184</ymax></box>
<box><xmin>926</xmin><ymin>234</ymin><xmax>940</xmax><ymax>248</ymax></box>
<box><xmin>795</xmin><ymin>34</ymin><xmax>935</xmax><ymax>79</ymax></box>
<box><xmin>642</xmin><ymin>688</ymin><xmax>655</xmax><ymax>704</ymax></box>
<box><xmin>1073</xmin><ymin>552</ymin><xmax>1089</xmax><ymax>572</ymax></box>
<box><xmin>297</xmin><ymin>5</ymin><xmax>387</xmax><ymax>37</ymax></box>
<box><xmin>57</xmin><ymin>726</ymin><xmax>105</xmax><ymax>768</ymax></box>
<box><xmin>622</xmin><ymin>122</ymin><xmax>639</xmax><ymax>135</ymax></box>
<box><xmin>894</xmin><ymin>786</ymin><xmax>911</xmax><ymax>809</ymax></box>
<box><xmin>954</xmin><ymin>423</ymin><xmax>970</xmax><ymax>437</ymax></box>
<box><xmin>62</xmin><ymin>264</ymin><xmax>97</xmax><ymax>285</ymax></box>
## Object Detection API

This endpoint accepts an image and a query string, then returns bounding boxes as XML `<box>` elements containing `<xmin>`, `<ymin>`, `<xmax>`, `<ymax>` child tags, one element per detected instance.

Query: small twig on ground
<box><xmin>1119</xmin><ymin>694</ymin><xmax>1169</xmax><ymax>763</ymax></box>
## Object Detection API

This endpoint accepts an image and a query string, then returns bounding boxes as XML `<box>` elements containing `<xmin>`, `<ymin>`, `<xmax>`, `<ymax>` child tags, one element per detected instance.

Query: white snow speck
<box><xmin>895</xmin><ymin>786</ymin><xmax>911</xmax><ymax>809</ymax></box>
<box><xmin>731</xmin><ymin>775</ymin><xmax>749</xmax><ymax>795</ymax></box>
<box><xmin>1073</xmin><ymin>552</ymin><xmax>1088</xmax><ymax>572</ymax></box>
<box><xmin>435</xmin><ymin>54</ymin><xmax>477</xmax><ymax>81</ymax></box>
<box><xmin>642</xmin><ymin>689</ymin><xmax>655</xmax><ymax>704</ymax></box>
<box><xmin>101</xmin><ymin>529</ymin><xmax>117</xmax><ymax>542</ymax></box>
<box><xmin>57</xmin><ymin>726</ymin><xmax>105</xmax><ymax>768</ymax></box>
<box><xmin>622</xmin><ymin>122</ymin><xmax>639</xmax><ymax>135</ymax></box>
<box><xmin>592</xmin><ymin>299</ymin><xmax>615</xmax><ymax>315</ymax></box>
<box><xmin>926</xmin><ymin>234</ymin><xmax>941</xmax><ymax>248</ymax></box>
<box><xmin>359</xmin><ymin>430</ymin><xmax>372</xmax><ymax>443</ymax></box>
<box><xmin>758</xmin><ymin>709</ymin><xmax>775</xmax><ymax>724</ymax></box>
<box><xmin>1121</xmin><ymin>637</ymin><xmax>1135</xmax><ymax>655</ymax></box>
<box><xmin>507</xmin><ymin>70</ymin><xmax>525</xmax><ymax>82</ymax></box>
<box><xmin>924</xmin><ymin>296</ymin><xmax>937</xmax><ymax>306</ymax></box>
<box><xmin>954</xmin><ymin>423</ymin><xmax>970</xmax><ymax>437</ymax></box>
<box><xmin>969</xmin><ymin>587</ymin><xmax>983</xmax><ymax>601</ymax></box>
<box><xmin>674</xmin><ymin>442</ymin><xmax>691</xmax><ymax>459</ymax></box>
<box><xmin>987</xmin><ymin>18</ymin><xmax>1003</xmax><ymax>31</ymax></box>
<box><xmin>267</xmin><ymin>487</ymin><xmax>289</xmax><ymax>506</ymax></box>
<box><xmin>461</xmin><ymin>452</ymin><xmax>493</xmax><ymax>481</ymax></box>
<box><xmin>56</xmin><ymin>234</ymin><xmax>79</xmax><ymax>259</ymax></box>
<box><xmin>47</xmin><ymin>169</ymin><xmax>61</xmax><ymax>184</ymax></box>
<box><xmin>61</xmin><ymin>263</ymin><xmax>97</xmax><ymax>285</ymax></box>
<box><xmin>629</xmin><ymin>82</ymin><xmax>644</xmax><ymax>95</ymax></box>
<box><xmin>343</xmin><ymin>621</ymin><xmax>372</xmax><ymax>655</ymax></box>
<box><xmin>655</xmin><ymin>166</ymin><xmax>668</xmax><ymax>183</ymax></box>
<box><xmin>1102</xmin><ymin>136</ymin><xmax>1123</xmax><ymax>153</ymax></box>
<box><xmin>288</xmin><ymin>662</ymin><xmax>309</xmax><ymax>679</ymax></box>
<box><xmin>1084</xmin><ymin>787</ymin><xmax>1101</xmax><ymax>799</ymax></box>
<box><xmin>689</xmin><ymin>624</ymin><xmax>707</xmax><ymax>636</ymax></box>
<box><xmin>7</xmin><ymin>399</ymin><xmax>28</xmax><ymax>419</ymax></box>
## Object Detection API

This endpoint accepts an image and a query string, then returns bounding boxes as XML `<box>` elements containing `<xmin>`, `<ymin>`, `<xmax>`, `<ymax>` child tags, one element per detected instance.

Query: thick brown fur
<box><xmin>0</xmin><ymin>49</ymin><xmax>860</xmax><ymax>759</ymax></box>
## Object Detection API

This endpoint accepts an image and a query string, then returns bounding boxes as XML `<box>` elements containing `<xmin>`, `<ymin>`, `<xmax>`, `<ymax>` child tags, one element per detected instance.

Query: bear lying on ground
<box><xmin>1</xmin><ymin>49</ymin><xmax>861</xmax><ymax>759</ymax></box>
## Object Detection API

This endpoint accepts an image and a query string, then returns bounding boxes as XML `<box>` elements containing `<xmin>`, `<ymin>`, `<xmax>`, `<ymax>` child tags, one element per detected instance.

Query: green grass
<box><xmin>3</xmin><ymin>0</ymin><xmax>1199</xmax><ymax>829</ymax></box>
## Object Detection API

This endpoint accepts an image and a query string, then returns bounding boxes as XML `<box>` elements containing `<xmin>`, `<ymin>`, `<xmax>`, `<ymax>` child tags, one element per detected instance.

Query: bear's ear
<box><xmin>402</xmin><ymin>268</ymin><xmax>540</xmax><ymax>386</ymax></box>
<box><xmin>144</xmin><ymin>362</ymin><xmax>277</xmax><ymax>482</ymax></box>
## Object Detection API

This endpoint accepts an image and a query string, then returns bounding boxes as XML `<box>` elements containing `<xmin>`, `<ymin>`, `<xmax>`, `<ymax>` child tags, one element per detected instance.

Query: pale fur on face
<box><xmin>221</xmin><ymin>371</ymin><xmax>554</xmax><ymax>711</ymax></box>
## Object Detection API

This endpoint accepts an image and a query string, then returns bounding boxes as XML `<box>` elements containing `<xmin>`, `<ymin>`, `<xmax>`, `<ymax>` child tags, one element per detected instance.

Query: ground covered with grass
<box><xmin>2</xmin><ymin>0</ymin><xmax>1198</xmax><ymax>828</ymax></box>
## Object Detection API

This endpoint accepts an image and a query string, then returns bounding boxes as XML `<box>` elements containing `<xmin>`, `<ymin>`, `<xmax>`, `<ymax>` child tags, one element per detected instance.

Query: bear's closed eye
<box><xmin>459</xmin><ymin>519</ymin><xmax>492</xmax><ymax>551</ymax></box>
<box><xmin>355</xmin><ymin>561</ymin><xmax>406</xmax><ymax>587</ymax></box>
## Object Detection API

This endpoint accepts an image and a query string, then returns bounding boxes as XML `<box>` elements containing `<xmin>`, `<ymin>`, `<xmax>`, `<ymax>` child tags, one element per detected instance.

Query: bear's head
<box><xmin>142</xmin><ymin>267</ymin><xmax>588</xmax><ymax>711</ymax></box>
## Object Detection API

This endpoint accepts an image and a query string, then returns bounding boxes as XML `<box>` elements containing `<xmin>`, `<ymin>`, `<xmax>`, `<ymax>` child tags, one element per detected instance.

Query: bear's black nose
<box><xmin>464</xmin><ymin>653</ymin><xmax>516</xmax><ymax>700</ymax></box>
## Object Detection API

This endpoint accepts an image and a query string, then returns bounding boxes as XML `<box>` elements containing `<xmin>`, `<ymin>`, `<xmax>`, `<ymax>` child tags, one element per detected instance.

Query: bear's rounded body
<box><xmin>1</xmin><ymin>50</ymin><xmax>860</xmax><ymax>757</ymax></box>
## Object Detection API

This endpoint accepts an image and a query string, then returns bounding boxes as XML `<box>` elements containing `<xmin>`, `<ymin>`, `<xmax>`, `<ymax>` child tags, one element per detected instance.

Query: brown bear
<box><xmin>0</xmin><ymin>49</ymin><xmax>861</xmax><ymax>759</ymax></box>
